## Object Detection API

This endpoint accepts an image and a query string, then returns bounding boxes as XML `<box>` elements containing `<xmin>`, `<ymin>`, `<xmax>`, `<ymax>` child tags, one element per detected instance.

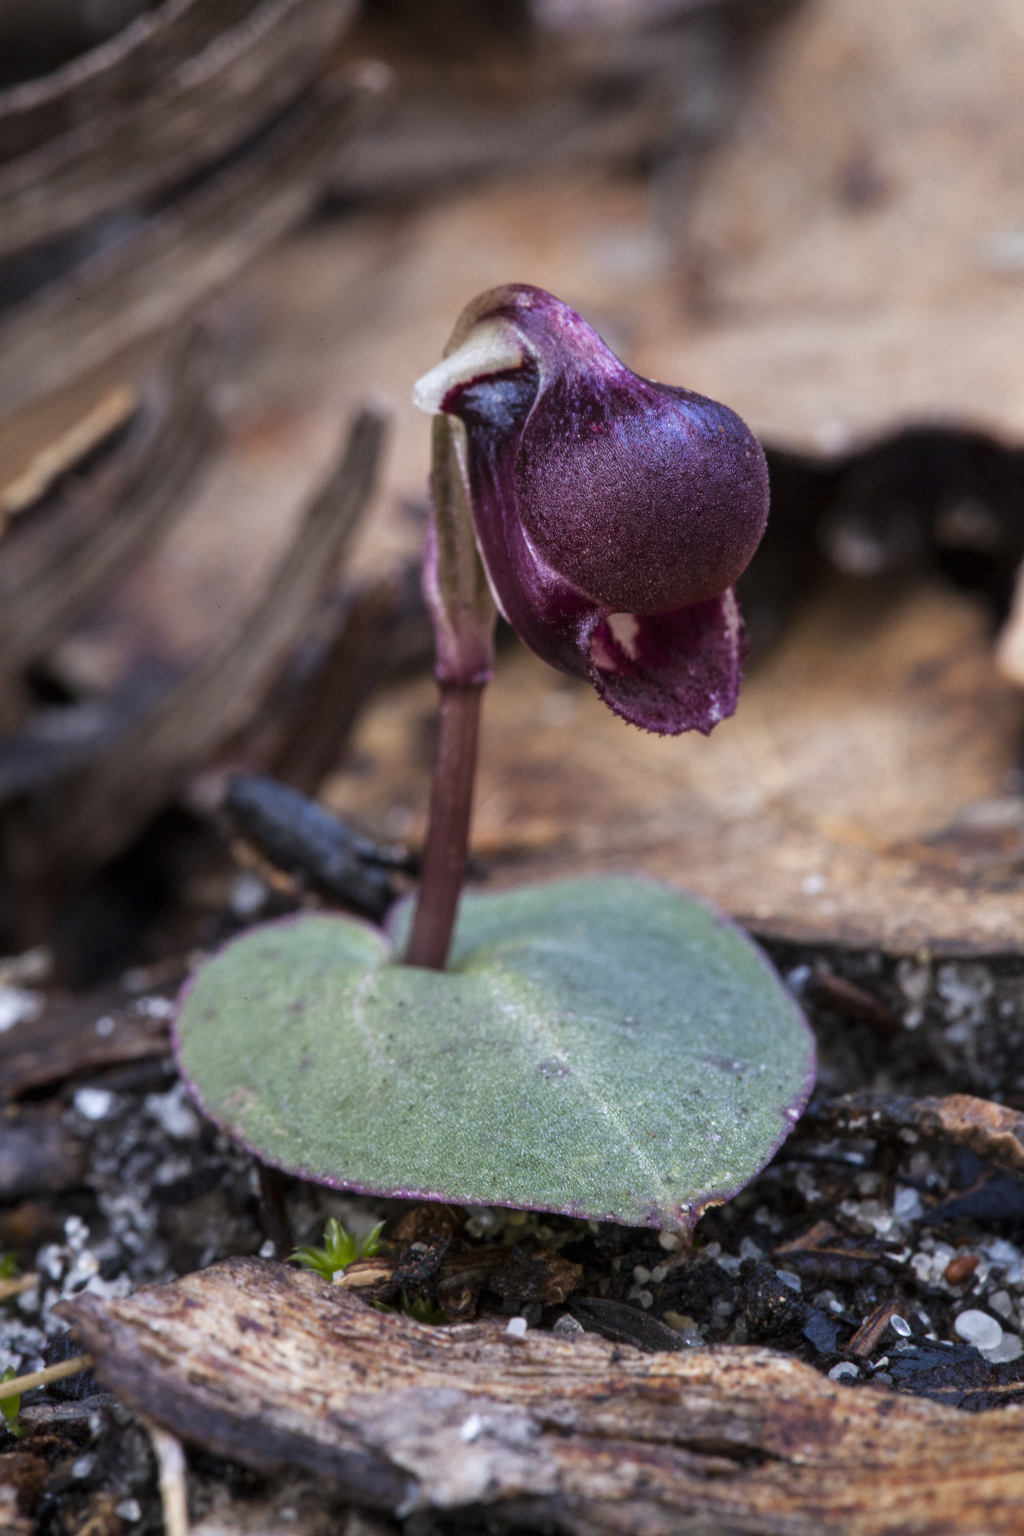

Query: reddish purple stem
<box><xmin>403</xmin><ymin>681</ymin><xmax>484</xmax><ymax>970</ymax></box>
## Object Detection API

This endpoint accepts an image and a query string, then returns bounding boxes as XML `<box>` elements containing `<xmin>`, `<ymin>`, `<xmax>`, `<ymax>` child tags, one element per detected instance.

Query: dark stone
<box><xmin>738</xmin><ymin>1260</ymin><xmax>807</xmax><ymax>1344</ymax></box>
<box><xmin>802</xmin><ymin>1307</ymin><xmax>840</xmax><ymax>1354</ymax></box>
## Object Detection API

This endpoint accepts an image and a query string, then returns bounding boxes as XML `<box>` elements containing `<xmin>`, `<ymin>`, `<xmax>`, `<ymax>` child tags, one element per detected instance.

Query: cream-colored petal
<box><xmin>412</xmin><ymin>320</ymin><xmax>525</xmax><ymax>414</ymax></box>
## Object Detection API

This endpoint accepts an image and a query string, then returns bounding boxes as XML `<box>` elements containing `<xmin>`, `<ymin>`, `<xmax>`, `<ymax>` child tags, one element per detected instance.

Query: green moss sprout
<box><xmin>290</xmin><ymin>1218</ymin><xmax>385</xmax><ymax>1280</ymax></box>
<box><xmin>1</xmin><ymin>1366</ymin><xmax>24</xmax><ymax>1438</ymax></box>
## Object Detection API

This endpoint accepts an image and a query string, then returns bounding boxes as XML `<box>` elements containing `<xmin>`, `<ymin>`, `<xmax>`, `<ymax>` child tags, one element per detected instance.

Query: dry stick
<box><xmin>0</xmin><ymin>1273</ymin><xmax>37</xmax><ymax>1303</ymax></box>
<box><xmin>403</xmin><ymin>682</ymin><xmax>484</xmax><ymax>970</ymax></box>
<box><xmin>0</xmin><ymin>1354</ymin><xmax>92</xmax><ymax>1400</ymax></box>
<box><xmin>143</xmin><ymin>1419</ymin><xmax>190</xmax><ymax>1536</ymax></box>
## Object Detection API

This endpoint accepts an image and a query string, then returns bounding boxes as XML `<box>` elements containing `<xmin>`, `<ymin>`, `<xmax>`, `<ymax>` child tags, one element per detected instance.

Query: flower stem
<box><xmin>403</xmin><ymin>681</ymin><xmax>484</xmax><ymax>969</ymax></box>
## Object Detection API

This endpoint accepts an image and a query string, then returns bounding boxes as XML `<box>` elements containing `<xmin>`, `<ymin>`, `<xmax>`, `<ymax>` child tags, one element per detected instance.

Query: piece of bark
<box><xmin>0</xmin><ymin>0</ymin><xmax>356</xmax><ymax>262</ymax></box>
<box><xmin>772</xmin><ymin>1221</ymin><xmax>894</xmax><ymax>1285</ymax></box>
<box><xmin>0</xmin><ymin>328</ymin><xmax>217</xmax><ymax>690</ymax></box>
<box><xmin>5</xmin><ymin>402</ymin><xmax>387</xmax><ymax>888</ymax></box>
<box><xmin>269</xmin><ymin>578</ymin><xmax>401</xmax><ymax>797</ymax></box>
<box><xmin>814</xmin><ymin>1093</ymin><xmax>1024</xmax><ymax>1182</ymax></box>
<box><xmin>846</xmin><ymin>1300</ymin><xmax>906</xmax><ymax>1361</ymax></box>
<box><xmin>0</xmin><ymin>383</ymin><xmax>138</xmax><ymax>524</ymax></box>
<box><xmin>0</xmin><ymin>70</ymin><xmax>379</xmax><ymax>419</ymax></box>
<box><xmin>62</xmin><ymin>1257</ymin><xmax>1024</xmax><ymax>1535</ymax></box>
<box><xmin>332</xmin><ymin>578</ymin><xmax>1024</xmax><ymax>956</ymax></box>
<box><xmin>489</xmin><ymin>1246</ymin><xmax>583</xmax><ymax>1307</ymax></box>
<box><xmin>0</xmin><ymin>1102</ymin><xmax>85</xmax><ymax>1198</ymax></box>
<box><xmin>0</xmin><ymin>1</ymin><xmax>252</xmax><ymax>164</ymax></box>
<box><xmin>0</xmin><ymin>987</ymin><xmax>172</xmax><ymax>1101</ymax></box>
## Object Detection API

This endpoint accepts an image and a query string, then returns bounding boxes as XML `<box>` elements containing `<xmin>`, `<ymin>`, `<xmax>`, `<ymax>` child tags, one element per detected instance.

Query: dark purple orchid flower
<box><xmin>413</xmin><ymin>284</ymin><xmax>768</xmax><ymax>735</ymax></box>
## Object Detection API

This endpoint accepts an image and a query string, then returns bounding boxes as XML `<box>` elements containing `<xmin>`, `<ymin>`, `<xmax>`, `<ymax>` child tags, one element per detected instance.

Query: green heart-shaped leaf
<box><xmin>175</xmin><ymin>876</ymin><xmax>815</xmax><ymax>1230</ymax></box>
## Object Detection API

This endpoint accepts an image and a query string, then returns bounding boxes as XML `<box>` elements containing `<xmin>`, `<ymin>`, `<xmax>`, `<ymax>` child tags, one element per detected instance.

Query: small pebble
<box><xmin>94</xmin><ymin>1015</ymin><xmax>116</xmax><ymax>1037</ymax></box>
<box><xmin>637</xmin><ymin>1290</ymin><xmax>653</xmax><ymax>1309</ymax></box>
<box><xmin>982</xmin><ymin>1333</ymin><xmax>1024</xmax><ymax>1365</ymax></box>
<box><xmin>828</xmin><ymin>1362</ymin><xmax>859</xmax><ymax>1382</ymax></box>
<box><xmin>459</xmin><ymin>1413</ymin><xmax>484</xmax><ymax>1442</ymax></box>
<box><xmin>506</xmin><ymin>1316</ymin><xmax>528</xmax><ymax>1339</ymax></box>
<box><xmin>988</xmin><ymin>1290</ymin><xmax>1014</xmax><ymax>1320</ymax></box>
<box><xmin>658</xmin><ymin>1231</ymin><xmax>681</xmax><ymax>1252</ymax></box>
<box><xmin>954</xmin><ymin>1310</ymin><xmax>1003</xmax><ymax>1351</ymax></box>
<box><xmin>889</xmin><ymin>1315</ymin><xmax>912</xmax><ymax>1338</ymax></box>
<box><xmin>116</xmin><ymin>1502</ymin><xmax>141</xmax><ymax>1523</ymax></box>
<box><xmin>633</xmin><ymin>1266</ymin><xmax>651</xmax><ymax>1285</ymax></box>
<box><xmin>71</xmin><ymin>1457</ymin><xmax>94</xmax><ymax>1480</ymax></box>
<box><xmin>944</xmin><ymin>1253</ymin><xmax>980</xmax><ymax>1286</ymax></box>
<box><xmin>0</xmin><ymin>985</ymin><xmax>43</xmax><ymax>1033</ymax></box>
<box><xmin>552</xmin><ymin>1314</ymin><xmax>585</xmax><ymax>1338</ymax></box>
<box><xmin>776</xmin><ymin>1269</ymin><xmax>803</xmax><ymax>1293</ymax></box>
<box><xmin>650</xmin><ymin>1265</ymin><xmax>668</xmax><ymax>1283</ymax></box>
<box><xmin>893</xmin><ymin>1186</ymin><xmax>923</xmax><ymax>1222</ymax></box>
<box><xmin>73</xmin><ymin>1087</ymin><xmax>114</xmax><ymax>1121</ymax></box>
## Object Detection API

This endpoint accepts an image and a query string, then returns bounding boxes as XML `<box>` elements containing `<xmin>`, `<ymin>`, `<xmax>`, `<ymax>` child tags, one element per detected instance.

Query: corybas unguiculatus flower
<box><xmin>413</xmin><ymin>283</ymin><xmax>768</xmax><ymax>735</ymax></box>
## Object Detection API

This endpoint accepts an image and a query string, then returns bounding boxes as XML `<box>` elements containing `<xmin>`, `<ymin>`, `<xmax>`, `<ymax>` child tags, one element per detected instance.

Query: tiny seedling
<box><xmin>290</xmin><ymin>1218</ymin><xmax>384</xmax><ymax>1280</ymax></box>
<box><xmin>378</xmin><ymin>1294</ymin><xmax>449</xmax><ymax>1326</ymax></box>
<box><xmin>1</xmin><ymin>1366</ymin><xmax>24</xmax><ymax>1438</ymax></box>
<box><xmin>176</xmin><ymin>285</ymin><xmax>815</xmax><ymax>1235</ymax></box>
<box><xmin>0</xmin><ymin>1254</ymin><xmax>17</xmax><ymax>1281</ymax></box>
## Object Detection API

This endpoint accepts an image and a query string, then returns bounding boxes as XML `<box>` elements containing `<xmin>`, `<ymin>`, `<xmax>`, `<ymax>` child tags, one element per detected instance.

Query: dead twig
<box><xmin>0</xmin><ymin>1354</ymin><xmax>93</xmax><ymax>1400</ymax></box>
<box><xmin>141</xmin><ymin>1418</ymin><xmax>190</xmax><ymax>1536</ymax></box>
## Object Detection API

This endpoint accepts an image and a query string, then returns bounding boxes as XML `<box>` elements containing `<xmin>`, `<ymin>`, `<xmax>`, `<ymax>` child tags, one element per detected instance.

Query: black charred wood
<box><xmin>226</xmin><ymin>775</ymin><xmax>397</xmax><ymax>921</ymax></box>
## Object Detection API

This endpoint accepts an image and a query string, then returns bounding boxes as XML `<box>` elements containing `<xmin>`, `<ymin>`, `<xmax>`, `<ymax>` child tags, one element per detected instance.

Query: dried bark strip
<box><xmin>818</xmin><ymin>1092</ymin><xmax>1024</xmax><ymax>1181</ymax></box>
<box><xmin>14</xmin><ymin>402</ymin><xmax>387</xmax><ymax>882</ymax></box>
<box><xmin>63</xmin><ymin>1256</ymin><xmax>1024</xmax><ymax>1536</ymax></box>
<box><xmin>0</xmin><ymin>70</ymin><xmax>377</xmax><ymax>418</ymax></box>
<box><xmin>0</xmin><ymin>988</ymin><xmax>171</xmax><ymax>1101</ymax></box>
<box><xmin>0</xmin><ymin>329</ymin><xmax>217</xmax><ymax>687</ymax></box>
<box><xmin>0</xmin><ymin>1103</ymin><xmax>85</xmax><ymax>1199</ymax></box>
<box><xmin>0</xmin><ymin>0</ymin><xmax>355</xmax><ymax>261</ymax></box>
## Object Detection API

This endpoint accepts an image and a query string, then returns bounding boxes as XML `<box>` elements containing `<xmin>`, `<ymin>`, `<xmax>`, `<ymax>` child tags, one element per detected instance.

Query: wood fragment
<box><xmin>6</xmin><ymin>403</ymin><xmax>387</xmax><ymax>888</ymax></box>
<box><xmin>817</xmin><ymin>1093</ymin><xmax>1024</xmax><ymax>1182</ymax></box>
<box><xmin>142</xmin><ymin>1418</ymin><xmax>190</xmax><ymax>1536</ymax></box>
<box><xmin>0</xmin><ymin>329</ymin><xmax>217</xmax><ymax>689</ymax></box>
<box><xmin>0</xmin><ymin>70</ymin><xmax>380</xmax><ymax>418</ymax></box>
<box><xmin>0</xmin><ymin>0</ymin><xmax>357</xmax><ymax>262</ymax></box>
<box><xmin>0</xmin><ymin>987</ymin><xmax>171</xmax><ymax>1101</ymax></box>
<box><xmin>0</xmin><ymin>1103</ymin><xmax>86</xmax><ymax>1199</ymax></box>
<box><xmin>270</xmin><ymin>579</ymin><xmax>401</xmax><ymax>797</ymax></box>
<box><xmin>846</xmin><ymin>1300</ymin><xmax>904</xmax><ymax>1360</ymax></box>
<box><xmin>60</xmin><ymin>1258</ymin><xmax>1024</xmax><ymax>1535</ymax></box>
<box><xmin>0</xmin><ymin>384</ymin><xmax>138</xmax><ymax>525</ymax></box>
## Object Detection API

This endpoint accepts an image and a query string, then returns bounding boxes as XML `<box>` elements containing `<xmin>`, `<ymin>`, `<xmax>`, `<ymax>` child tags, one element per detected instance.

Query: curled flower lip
<box><xmin>414</xmin><ymin>284</ymin><xmax>768</xmax><ymax>736</ymax></box>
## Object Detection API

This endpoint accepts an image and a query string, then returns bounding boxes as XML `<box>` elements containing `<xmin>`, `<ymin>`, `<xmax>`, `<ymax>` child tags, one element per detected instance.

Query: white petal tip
<box><xmin>412</xmin><ymin>320</ymin><xmax>526</xmax><ymax>415</ymax></box>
